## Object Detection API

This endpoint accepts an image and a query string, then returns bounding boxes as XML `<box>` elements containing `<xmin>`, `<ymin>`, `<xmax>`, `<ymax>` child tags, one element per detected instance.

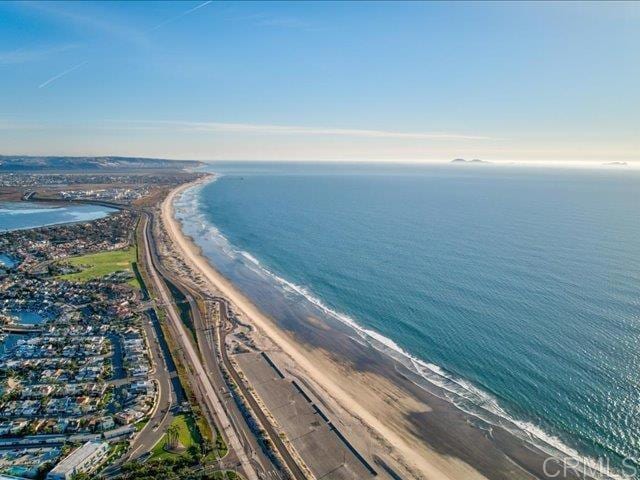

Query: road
<box><xmin>173</xmin><ymin>278</ymin><xmax>290</xmax><ymax>480</ymax></box>
<box><xmin>125</xmin><ymin>308</ymin><xmax>179</xmax><ymax>460</ymax></box>
<box><xmin>151</xmin><ymin>192</ymin><xmax>311</xmax><ymax>479</ymax></box>
<box><xmin>216</xmin><ymin>299</ymin><xmax>309</xmax><ymax>480</ymax></box>
<box><xmin>141</xmin><ymin>212</ymin><xmax>260</xmax><ymax>480</ymax></box>
<box><xmin>102</xmin><ymin>299</ymin><xmax>178</xmax><ymax>475</ymax></box>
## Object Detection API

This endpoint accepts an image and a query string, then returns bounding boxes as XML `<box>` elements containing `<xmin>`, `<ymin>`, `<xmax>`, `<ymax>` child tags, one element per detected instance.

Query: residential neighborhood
<box><xmin>0</xmin><ymin>205</ymin><xmax>157</xmax><ymax>479</ymax></box>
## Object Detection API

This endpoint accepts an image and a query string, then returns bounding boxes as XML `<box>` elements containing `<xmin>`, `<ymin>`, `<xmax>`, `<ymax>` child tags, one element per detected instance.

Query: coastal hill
<box><xmin>0</xmin><ymin>155</ymin><xmax>203</xmax><ymax>172</ymax></box>
<box><xmin>451</xmin><ymin>158</ymin><xmax>490</xmax><ymax>164</ymax></box>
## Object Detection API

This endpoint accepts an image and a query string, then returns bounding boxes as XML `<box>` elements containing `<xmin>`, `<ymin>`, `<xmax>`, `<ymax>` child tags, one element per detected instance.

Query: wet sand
<box><xmin>161</xmin><ymin>177</ymin><xmax>583</xmax><ymax>480</ymax></box>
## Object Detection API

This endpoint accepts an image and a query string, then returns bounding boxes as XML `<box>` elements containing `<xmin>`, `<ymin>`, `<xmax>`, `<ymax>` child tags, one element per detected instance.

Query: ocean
<box><xmin>174</xmin><ymin>162</ymin><xmax>640</xmax><ymax>477</ymax></box>
<box><xmin>0</xmin><ymin>202</ymin><xmax>116</xmax><ymax>232</ymax></box>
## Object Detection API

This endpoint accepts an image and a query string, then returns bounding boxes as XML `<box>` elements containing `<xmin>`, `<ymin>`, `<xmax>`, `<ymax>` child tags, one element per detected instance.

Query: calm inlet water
<box><xmin>175</xmin><ymin>163</ymin><xmax>640</xmax><ymax>477</ymax></box>
<box><xmin>12</xmin><ymin>311</ymin><xmax>45</xmax><ymax>325</ymax></box>
<box><xmin>0</xmin><ymin>202</ymin><xmax>115</xmax><ymax>232</ymax></box>
<box><xmin>0</xmin><ymin>253</ymin><xmax>16</xmax><ymax>268</ymax></box>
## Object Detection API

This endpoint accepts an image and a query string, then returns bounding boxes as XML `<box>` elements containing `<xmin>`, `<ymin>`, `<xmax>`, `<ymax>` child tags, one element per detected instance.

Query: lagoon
<box><xmin>0</xmin><ymin>202</ymin><xmax>116</xmax><ymax>232</ymax></box>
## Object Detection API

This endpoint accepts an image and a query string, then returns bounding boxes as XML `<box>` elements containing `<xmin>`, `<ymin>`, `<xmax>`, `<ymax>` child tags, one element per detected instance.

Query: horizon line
<box><xmin>1</xmin><ymin>154</ymin><xmax>638</xmax><ymax>170</ymax></box>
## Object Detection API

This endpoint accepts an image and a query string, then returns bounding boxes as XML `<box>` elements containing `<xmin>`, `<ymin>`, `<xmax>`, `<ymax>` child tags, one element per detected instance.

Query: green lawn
<box><xmin>151</xmin><ymin>414</ymin><xmax>201</xmax><ymax>461</ymax></box>
<box><xmin>210</xmin><ymin>472</ymin><xmax>241</xmax><ymax>479</ymax></box>
<box><xmin>58</xmin><ymin>246</ymin><xmax>140</xmax><ymax>288</ymax></box>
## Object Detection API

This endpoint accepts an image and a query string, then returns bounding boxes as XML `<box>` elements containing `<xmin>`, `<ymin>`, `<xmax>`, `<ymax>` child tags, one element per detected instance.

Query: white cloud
<box><xmin>136</xmin><ymin>120</ymin><xmax>494</xmax><ymax>141</ymax></box>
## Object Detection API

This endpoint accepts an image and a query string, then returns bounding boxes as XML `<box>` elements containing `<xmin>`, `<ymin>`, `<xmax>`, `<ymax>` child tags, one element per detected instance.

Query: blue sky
<box><xmin>0</xmin><ymin>1</ymin><xmax>638</xmax><ymax>162</ymax></box>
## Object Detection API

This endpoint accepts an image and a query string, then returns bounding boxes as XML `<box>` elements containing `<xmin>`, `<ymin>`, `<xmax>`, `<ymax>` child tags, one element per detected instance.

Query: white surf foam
<box><xmin>240</xmin><ymin>251</ymin><xmax>260</xmax><ymax>265</ymax></box>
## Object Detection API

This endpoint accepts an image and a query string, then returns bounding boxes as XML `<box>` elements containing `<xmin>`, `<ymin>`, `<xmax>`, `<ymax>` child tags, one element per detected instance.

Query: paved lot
<box><xmin>234</xmin><ymin>352</ymin><xmax>377</xmax><ymax>480</ymax></box>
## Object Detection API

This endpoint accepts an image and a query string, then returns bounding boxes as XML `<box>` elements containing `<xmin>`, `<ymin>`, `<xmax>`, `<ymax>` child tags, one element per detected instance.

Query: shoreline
<box><xmin>161</xmin><ymin>176</ymin><xmax>591</xmax><ymax>480</ymax></box>
<box><xmin>161</xmin><ymin>178</ymin><xmax>460</xmax><ymax>479</ymax></box>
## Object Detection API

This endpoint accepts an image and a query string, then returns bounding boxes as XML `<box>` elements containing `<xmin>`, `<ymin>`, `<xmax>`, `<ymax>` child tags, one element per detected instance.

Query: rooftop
<box><xmin>46</xmin><ymin>440</ymin><xmax>107</xmax><ymax>475</ymax></box>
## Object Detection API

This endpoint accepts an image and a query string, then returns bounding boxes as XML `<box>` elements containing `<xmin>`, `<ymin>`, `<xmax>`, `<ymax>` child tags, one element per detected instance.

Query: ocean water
<box><xmin>175</xmin><ymin>162</ymin><xmax>640</xmax><ymax>477</ymax></box>
<box><xmin>0</xmin><ymin>202</ymin><xmax>116</xmax><ymax>232</ymax></box>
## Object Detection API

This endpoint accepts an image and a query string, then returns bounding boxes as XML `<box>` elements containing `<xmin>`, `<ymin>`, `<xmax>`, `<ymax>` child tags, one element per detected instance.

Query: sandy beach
<box><xmin>160</xmin><ymin>177</ymin><xmax>576</xmax><ymax>480</ymax></box>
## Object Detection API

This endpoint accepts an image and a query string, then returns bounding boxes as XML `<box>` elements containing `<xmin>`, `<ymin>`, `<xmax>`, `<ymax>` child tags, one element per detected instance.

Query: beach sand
<box><xmin>159</xmin><ymin>177</ymin><xmax>578</xmax><ymax>480</ymax></box>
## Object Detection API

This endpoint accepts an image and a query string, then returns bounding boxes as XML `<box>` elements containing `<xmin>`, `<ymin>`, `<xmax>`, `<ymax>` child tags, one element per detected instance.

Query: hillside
<box><xmin>0</xmin><ymin>155</ymin><xmax>203</xmax><ymax>171</ymax></box>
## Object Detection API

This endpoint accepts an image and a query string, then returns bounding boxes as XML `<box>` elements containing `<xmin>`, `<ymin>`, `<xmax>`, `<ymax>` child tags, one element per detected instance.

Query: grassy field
<box><xmin>151</xmin><ymin>414</ymin><xmax>201</xmax><ymax>461</ymax></box>
<box><xmin>58</xmin><ymin>246</ymin><xmax>140</xmax><ymax>289</ymax></box>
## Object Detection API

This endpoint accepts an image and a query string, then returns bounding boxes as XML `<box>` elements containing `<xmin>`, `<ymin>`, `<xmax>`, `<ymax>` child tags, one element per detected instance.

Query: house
<box><xmin>99</xmin><ymin>416</ymin><xmax>115</xmax><ymax>431</ymax></box>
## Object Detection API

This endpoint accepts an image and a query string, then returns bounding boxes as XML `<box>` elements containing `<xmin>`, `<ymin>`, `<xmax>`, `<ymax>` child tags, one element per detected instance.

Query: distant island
<box><xmin>451</xmin><ymin>158</ymin><xmax>490</xmax><ymax>164</ymax></box>
<box><xmin>0</xmin><ymin>155</ymin><xmax>203</xmax><ymax>172</ymax></box>
<box><xmin>603</xmin><ymin>161</ymin><xmax>628</xmax><ymax>166</ymax></box>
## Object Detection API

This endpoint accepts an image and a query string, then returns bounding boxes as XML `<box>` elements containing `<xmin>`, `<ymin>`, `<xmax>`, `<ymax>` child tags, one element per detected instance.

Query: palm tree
<box><xmin>166</xmin><ymin>424</ymin><xmax>180</xmax><ymax>450</ymax></box>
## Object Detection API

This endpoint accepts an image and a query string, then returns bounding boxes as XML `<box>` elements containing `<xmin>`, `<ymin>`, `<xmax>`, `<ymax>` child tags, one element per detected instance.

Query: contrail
<box><xmin>38</xmin><ymin>60</ymin><xmax>88</xmax><ymax>88</ymax></box>
<box><xmin>37</xmin><ymin>1</ymin><xmax>212</xmax><ymax>89</ymax></box>
<box><xmin>149</xmin><ymin>0</ymin><xmax>212</xmax><ymax>32</ymax></box>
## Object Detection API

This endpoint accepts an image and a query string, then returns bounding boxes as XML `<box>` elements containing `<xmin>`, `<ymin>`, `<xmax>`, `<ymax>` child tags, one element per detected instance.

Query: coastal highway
<box><xmin>144</xmin><ymin>211</ymin><xmax>300</xmax><ymax>479</ymax></box>
<box><xmin>140</xmin><ymin>212</ymin><xmax>260</xmax><ymax>480</ymax></box>
<box><xmin>174</xmin><ymin>276</ymin><xmax>308</xmax><ymax>480</ymax></box>
<box><xmin>169</xmin><ymin>282</ymin><xmax>282</xmax><ymax>476</ymax></box>
<box><xmin>215</xmin><ymin>298</ymin><xmax>310</xmax><ymax>480</ymax></box>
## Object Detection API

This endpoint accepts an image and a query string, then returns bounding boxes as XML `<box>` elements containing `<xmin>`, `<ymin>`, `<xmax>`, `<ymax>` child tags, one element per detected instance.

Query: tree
<box><xmin>166</xmin><ymin>424</ymin><xmax>180</xmax><ymax>450</ymax></box>
<box><xmin>200</xmin><ymin>439</ymin><xmax>213</xmax><ymax>455</ymax></box>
